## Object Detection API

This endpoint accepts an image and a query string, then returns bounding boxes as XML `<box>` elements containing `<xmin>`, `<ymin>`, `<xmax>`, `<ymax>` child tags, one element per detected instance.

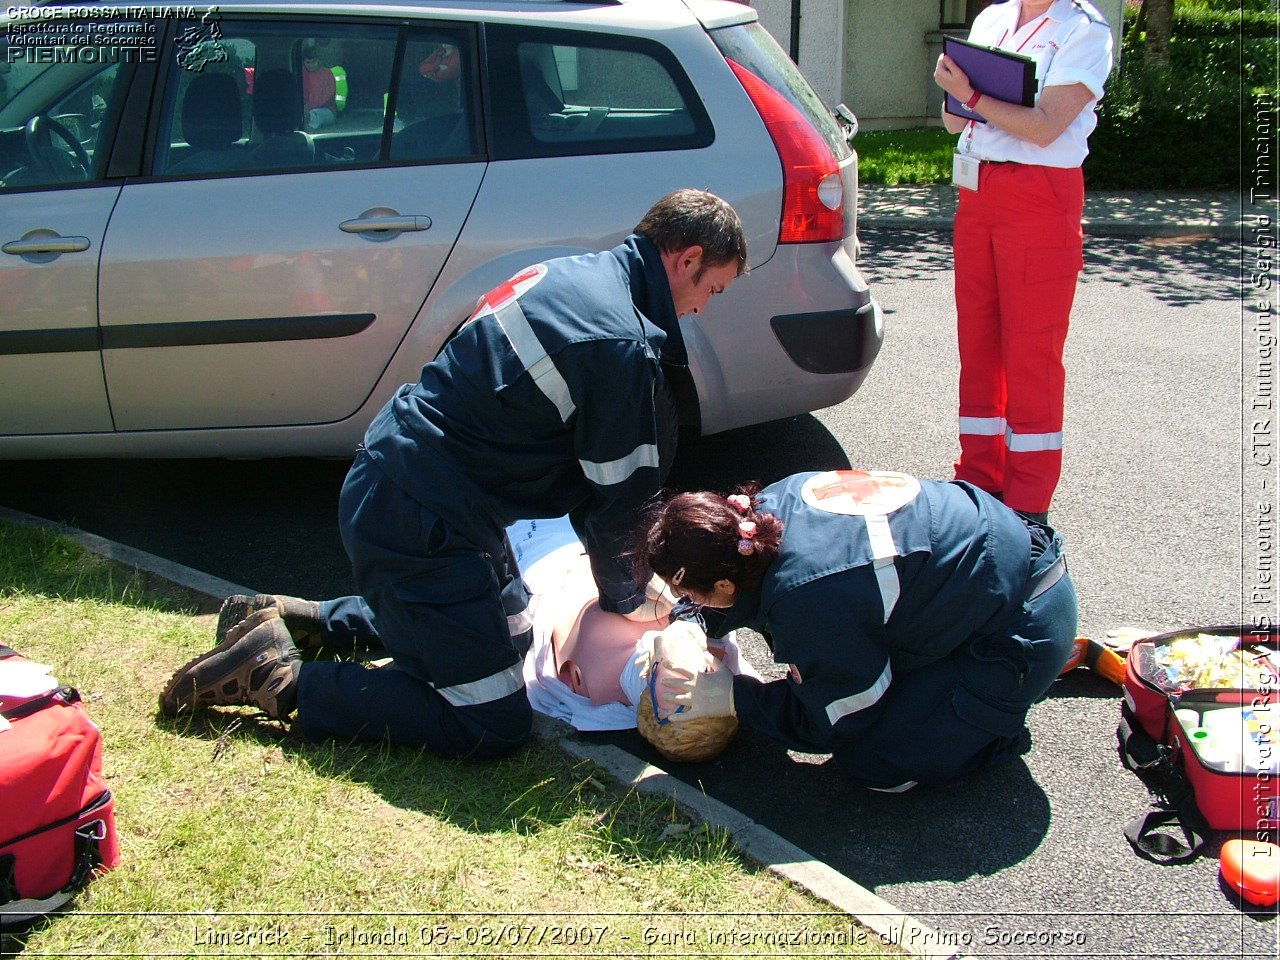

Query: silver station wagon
<box><xmin>0</xmin><ymin>0</ymin><xmax>883</xmax><ymax>458</ymax></box>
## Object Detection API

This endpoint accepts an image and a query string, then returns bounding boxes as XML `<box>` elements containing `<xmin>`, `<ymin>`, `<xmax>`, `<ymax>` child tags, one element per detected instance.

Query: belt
<box><xmin>1019</xmin><ymin>510</ymin><xmax>1065</xmax><ymax>601</ymax></box>
<box><xmin>1027</xmin><ymin>553</ymin><xmax>1067</xmax><ymax>601</ymax></box>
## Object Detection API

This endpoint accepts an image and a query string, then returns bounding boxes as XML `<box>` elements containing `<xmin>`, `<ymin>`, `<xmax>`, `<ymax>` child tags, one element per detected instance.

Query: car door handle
<box><xmin>339</xmin><ymin>215</ymin><xmax>432</xmax><ymax>237</ymax></box>
<box><xmin>2</xmin><ymin>234</ymin><xmax>92</xmax><ymax>256</ymax></box>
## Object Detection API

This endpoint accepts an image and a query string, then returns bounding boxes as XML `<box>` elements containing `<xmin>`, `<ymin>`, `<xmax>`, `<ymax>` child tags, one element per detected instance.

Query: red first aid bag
<box><xmin>1119</xmin><ymin>625</ymin><xmax>1280</xmax><ymax>863</ymax></box>
<box><xmin>0</xmin><ymin>645</ymin><xmax>119</xmax><ymax>927</ymax></box>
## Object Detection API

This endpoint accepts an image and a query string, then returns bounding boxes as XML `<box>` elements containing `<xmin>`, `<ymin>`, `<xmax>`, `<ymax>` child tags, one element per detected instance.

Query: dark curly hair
<box><xmin>631</xmin><ymin>483</ymin><xmax>783</xmax><ymax>595</ymax></box>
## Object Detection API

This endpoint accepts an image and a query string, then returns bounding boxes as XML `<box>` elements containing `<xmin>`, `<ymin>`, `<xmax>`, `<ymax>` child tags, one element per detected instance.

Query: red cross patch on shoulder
<box><xmin>800</xmin><ymin>470</ymin><xmax>921</xmax><ymax>516</ymax></box>
<box><xmin>466</xmin><ymin>263</ymin><xmax>548</xmax><ymax>323</ymax></box>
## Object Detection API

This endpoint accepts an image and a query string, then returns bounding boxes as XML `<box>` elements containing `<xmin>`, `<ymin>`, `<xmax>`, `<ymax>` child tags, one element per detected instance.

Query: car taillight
<box><xmin>726</xmin><ymin>58</ymin><xmax>843</xmax><ymax>244</ymax></box>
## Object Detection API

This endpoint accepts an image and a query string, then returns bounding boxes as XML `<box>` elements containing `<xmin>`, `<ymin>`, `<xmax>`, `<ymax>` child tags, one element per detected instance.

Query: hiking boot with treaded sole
<box><xmin>160</xmin><ymin>607</ymin><xmax>301</xmax><ymax>719</ymax></box>
<box><xmin>216</xmin><ymin>594</ymin><xmax>323</xmax><ymax>649</ymax></box>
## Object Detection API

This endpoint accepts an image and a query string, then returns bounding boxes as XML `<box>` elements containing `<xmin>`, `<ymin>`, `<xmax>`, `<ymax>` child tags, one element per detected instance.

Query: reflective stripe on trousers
<box><xmin>953</xmin><ymin>162</ymin><xmax>1084</xmax><ymax>514</ymax></box>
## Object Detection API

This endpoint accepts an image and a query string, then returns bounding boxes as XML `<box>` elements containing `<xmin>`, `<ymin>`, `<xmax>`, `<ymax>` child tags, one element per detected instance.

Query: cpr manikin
<box><xmin>509</xmin><ymin>517</ymin><xmax>755</xmax><ymax>759</ymax></box>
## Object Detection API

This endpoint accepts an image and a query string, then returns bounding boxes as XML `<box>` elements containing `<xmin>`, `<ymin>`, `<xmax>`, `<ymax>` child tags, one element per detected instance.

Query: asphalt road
<box><xmin>1</xmin><ymin>227</ymin><xmax>1274</xmax><ymax>957</ymax></box>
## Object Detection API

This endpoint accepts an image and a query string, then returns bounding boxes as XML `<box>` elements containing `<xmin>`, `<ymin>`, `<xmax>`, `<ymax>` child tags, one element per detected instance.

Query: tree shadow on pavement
<box><xmin>856</xmin><ymin>227</ymin><xmax>955</xmax><ymax>285</ymax></box>
<box><xmin>1081</xmin><ymin>234</ymin><xmax>1237</xmax><ymax>308</ymax></box>
<box><xmin>855</xmin><ymin>225</ymin><xmax>1236</xmax><ymax>309</ymax></box>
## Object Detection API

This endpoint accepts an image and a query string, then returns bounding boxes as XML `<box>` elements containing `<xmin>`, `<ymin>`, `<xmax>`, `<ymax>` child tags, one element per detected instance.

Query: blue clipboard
<box><xmin>943</xmin><ymin>35</ymin><xmax>1037</xmax><ymax>124</ymax></box>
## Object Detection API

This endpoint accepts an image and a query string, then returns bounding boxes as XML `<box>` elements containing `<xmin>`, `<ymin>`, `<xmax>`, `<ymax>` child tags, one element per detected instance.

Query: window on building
<box><xmin>940</xmin><ymin>0</ymin><xmax>995</xmax><ymax>29</ymax></box>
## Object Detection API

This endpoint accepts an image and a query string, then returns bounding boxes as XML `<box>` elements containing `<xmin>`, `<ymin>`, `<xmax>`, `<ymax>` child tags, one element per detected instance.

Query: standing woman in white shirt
<box><xmin>933</xmin><ymin>0</ymin><xmax>1113</xmax><ymax>524</ymax></box>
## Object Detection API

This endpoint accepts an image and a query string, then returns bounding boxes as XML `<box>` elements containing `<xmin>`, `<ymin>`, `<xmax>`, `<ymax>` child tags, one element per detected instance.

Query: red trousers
<box><xmin>953</xmin><ymin>163</ymin><xmax>1084</xmax><ymax>514</ymax></box>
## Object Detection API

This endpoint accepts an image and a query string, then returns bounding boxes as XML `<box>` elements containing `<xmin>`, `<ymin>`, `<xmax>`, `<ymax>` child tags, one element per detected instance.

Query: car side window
<box><xmin>0</xmin><ymin>46</ymin><xmax>131</xmax><ymax>191</ymax></box>
<box><xmin>389</xmin><ymin>28</ymin><xmax>478</xmax><ymax>162</ymax></box>
<box><xmin>154</xmin><ymin>20</ymin><xmax>400</xmax><ymax>176</ymax></box>
<box><xmin>486</xmin><ymin>25</ymin><xmax>712</xmax><ymax>161</ymax></box>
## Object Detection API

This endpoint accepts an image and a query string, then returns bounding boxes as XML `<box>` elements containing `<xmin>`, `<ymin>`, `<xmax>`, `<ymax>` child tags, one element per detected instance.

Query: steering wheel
<box><xmin>24</xmin><ymin>115</ymin><xmax>91</xmax><ymax>180</ymax></box>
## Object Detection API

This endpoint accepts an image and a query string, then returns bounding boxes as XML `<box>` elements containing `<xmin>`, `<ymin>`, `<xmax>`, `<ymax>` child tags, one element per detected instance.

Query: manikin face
<box><xmin>663</xmin><ymin>246</ymin><xmax>739</xmax><ymax>318</ymax></box>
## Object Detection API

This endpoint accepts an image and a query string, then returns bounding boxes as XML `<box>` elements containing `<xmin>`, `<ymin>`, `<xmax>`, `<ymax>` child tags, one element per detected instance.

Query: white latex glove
<box><xmin>645</xmin><ymin>620</ymin><xmax>734</xmax><ymax>721</ymax></box>
<box><xmin>666</xmin><ymin>657</ymin><xmax>735</xmax><ymax>723</ymax></box>
<box><xmin>621</xmin><ymin>574</ymin><xmax>680</xmax><ymax>623</ymax></box>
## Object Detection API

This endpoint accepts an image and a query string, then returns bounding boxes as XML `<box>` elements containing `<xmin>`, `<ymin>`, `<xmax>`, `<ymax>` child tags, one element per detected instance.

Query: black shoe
<box><xmin>216</xmin><ymin>594</ymin><xmax>323</xmax><ymax>649</ymax></box>
<box><xmin>161</xmin><ymin>608</ymin><xmax>301</xmax><ymax>719</ymax></box>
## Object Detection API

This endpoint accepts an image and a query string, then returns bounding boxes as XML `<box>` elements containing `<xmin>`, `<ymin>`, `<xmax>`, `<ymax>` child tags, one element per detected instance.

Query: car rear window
<box><xmin>485</xmin><ymin>25</ymin><xmax>712</xmax><ymax>160</ymax></box>
<box><xmin>709</xmin><ymin>22</ymin><xmax>850</xmax><ymax>162</ymax></box>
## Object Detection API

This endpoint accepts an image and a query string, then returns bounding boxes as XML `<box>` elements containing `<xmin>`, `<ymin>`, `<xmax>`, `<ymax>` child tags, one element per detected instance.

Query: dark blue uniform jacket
<box><xmin>711</xmin><ymin>473</ymin><xmax>1036</xmax><ymax>753</ymax></box>
<box><xmin>361</xmin><ymin>235</ymin><xmax>676</xmax><ymax>614</ymax></box>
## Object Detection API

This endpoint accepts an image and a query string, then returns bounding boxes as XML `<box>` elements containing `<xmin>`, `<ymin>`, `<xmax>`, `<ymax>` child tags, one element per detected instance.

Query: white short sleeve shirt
<box><xmin>958</xmin><ymin>0</ymin><xmax>1114</xmax><ymax>167</ymax></box>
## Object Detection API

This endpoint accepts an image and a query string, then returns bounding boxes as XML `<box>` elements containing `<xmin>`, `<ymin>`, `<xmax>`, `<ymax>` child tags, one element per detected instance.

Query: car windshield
<box><xmin>0</xmin><ymin>49</ymin><xmax>57</xmax><ymax>108</ymax></box>
<box><xmin>708</xmin><ymin>21</ymin><xmax>851</xmax><ymax>162</ymax></box>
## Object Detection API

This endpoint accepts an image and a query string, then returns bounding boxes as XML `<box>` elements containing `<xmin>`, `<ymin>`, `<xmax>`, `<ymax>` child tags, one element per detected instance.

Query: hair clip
<box><xmin>670</xmin><ymin>566</ymin><xmax>686</xmax><ymax>586</ymax></box>
<box><xmin>737</xmin><ymin>520</ymin><xmax>757</xmax><ymax>555</ymax></box>
<box><xmin>727</xmin><ymin>494</ymin><xmax>751</xmax><ymax>513</ymax></box>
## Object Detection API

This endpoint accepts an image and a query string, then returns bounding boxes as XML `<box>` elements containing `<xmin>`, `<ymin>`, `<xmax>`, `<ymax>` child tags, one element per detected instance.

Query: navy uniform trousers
<box><xmin>293</xmin><ymin>453</ymin><xmax>534</xmax><ymax>759</ymax></box>
<box><xmin>832</xmin><ymin>524</ymin><xmax>1077</xmax><ymax>790</ymax></box>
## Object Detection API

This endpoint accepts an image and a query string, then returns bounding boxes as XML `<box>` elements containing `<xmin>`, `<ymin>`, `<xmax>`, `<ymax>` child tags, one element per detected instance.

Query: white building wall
<box><xmin>750</xmin><ymin>0</ymin><xmax>845</xmax><ymax>108</ymax></box>
<box><xmin>751</xmin><ymin>1</ymin><xmax>1125</xmax><ymax>129</ymax></box>
<box><xmin>843</xmin><ymin>0</ymin><xmax>939</xmax><ymax>128</ymax></box>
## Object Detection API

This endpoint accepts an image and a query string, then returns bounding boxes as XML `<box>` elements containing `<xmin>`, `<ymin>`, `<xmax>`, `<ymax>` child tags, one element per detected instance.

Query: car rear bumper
<box><xmin>685</xmin><ymin>239</ymin><xmax>885</xmax><ymax>436</ymax></box>
<box><xmin>769</xmin><ymin>295</ymin><xmax>883</xmax><ymax>375</ymax></box>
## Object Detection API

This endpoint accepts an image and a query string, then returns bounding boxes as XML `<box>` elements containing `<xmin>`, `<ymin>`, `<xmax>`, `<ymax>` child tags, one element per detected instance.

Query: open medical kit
<box><xmin>1117</xmin><ymin>625</ymin><xmax>1279</xmax><ymax>864</ymax></box>
<box><xmin>0</xmin><ymin>645</ymin><xmax>118</xmax><ymax>927</ymax></box>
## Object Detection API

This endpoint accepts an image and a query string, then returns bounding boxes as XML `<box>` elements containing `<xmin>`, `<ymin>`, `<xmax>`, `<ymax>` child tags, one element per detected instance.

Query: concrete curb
<box><xmin>0</xmin><ymin>505</ymin><xmax>256</xmax><ymax>600</ymax></box>
<box><xmin>1</xmin><ymin>503</ymin><xmax>964</xmax><ymax>960</ymax></box>
<box><xmin>857</xmin><ymin>186</ymin><xmax>1242</xmax><ymax>240</ymax></box>
<box><xmin>542</xmin><ymin>714</ymin><xmax>968</xmax><ymax>960</ymax></box>
<box><xmin>859</xmin><ymin>214</ymin><xmax>1239</xmax><ymax>240</ymax></box>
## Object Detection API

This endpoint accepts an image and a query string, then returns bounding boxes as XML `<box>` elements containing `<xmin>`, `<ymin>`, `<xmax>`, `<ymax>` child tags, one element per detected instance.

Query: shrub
<box><xmin>1085</xmin><ymin>4</ymin><xmax>1276</xmax><ymax>188</ymax></box>
<box><xmin>1085</xmin><ymin>58</ymin><xmax>1240</xmax><ymax>188</ymax></box>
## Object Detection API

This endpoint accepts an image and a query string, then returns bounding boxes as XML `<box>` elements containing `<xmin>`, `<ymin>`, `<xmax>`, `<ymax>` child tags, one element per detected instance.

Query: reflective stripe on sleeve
<box><xmin>864</xmin><ymin>513</ymin><xmax>900</xmax><ymax>623</ymax></box>
<box><xmin>434</xmin><ymin>661</ymin><xmax>525</xmax><ymax>708</ymax></box>
<box><xmin>506</xmin><ymin>606</ymin><xmax>534</xmax><ymax>638</ymax></box>
<box><xmin>959</xmin><ymin>416</ymin><xmax>1007</xmax><ymax>436</ymax></box>
<box><xmin>1005</xmin><ymin>428</ymin><xmax>1064</xmax><ymax>452</ymax></box>
<box><xmin>868</xmin><ymin>780</ymin><xmax>919</xmax><ymax>794</ymax></box>
<box><xmin>825</xmin><ymin>660</ymin><xmax>892</xmax><ymax>726</ymax></box>
<box><xmin>494</xmin><ymin>301</ymin><xmax>575</xmax><ymax>423</ymax></box>
<box><xmin>580</xmin><ymin>443</ymin><xmax>659</xmax><ymax>487</ymax></box>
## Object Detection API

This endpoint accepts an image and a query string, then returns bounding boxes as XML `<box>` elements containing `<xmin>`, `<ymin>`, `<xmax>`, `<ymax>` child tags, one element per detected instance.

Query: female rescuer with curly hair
<box><xmin>635</xmin><ymin>470</ymin><xmax>1079</xmax><ymax>791</ymax></box>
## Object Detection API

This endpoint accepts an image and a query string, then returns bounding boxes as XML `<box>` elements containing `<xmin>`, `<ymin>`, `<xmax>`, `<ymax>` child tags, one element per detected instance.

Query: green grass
<box><xmin>0</xmin><ymin>521</ymin><xmax>902</xmax><ymax>957</ymax></box>
<box><xmin>855</xmin><ymin>126</ymin><xmax>956</xmax><ymax>186</ymax></box>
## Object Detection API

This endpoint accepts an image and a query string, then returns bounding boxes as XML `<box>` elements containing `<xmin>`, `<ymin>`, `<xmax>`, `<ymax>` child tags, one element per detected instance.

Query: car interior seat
<box><xmin>389</xmin><ymin>110</ymin><xmax>468</xmax><ymax>161</ymax></box>
<box><xmin>249</xmin><ymin>69</ymin><xmax>315</xmax><ymax>168</ymax></box>
<box><xmin>169</xmin><ymin>72</ymin><xmax>245</xmax><ymax>173</ymax></box>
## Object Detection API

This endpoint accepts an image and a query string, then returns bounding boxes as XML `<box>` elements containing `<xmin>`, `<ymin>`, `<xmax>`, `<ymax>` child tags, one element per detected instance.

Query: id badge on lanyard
<box><xmin>952</xmin><ymin>152</ymin><xmax>979</xmax><ymax>191</ymax></box>
<box><xmin>951</xmin><ymin>15</ymin><xmax>1051</xmax><ymax>194</ymax></box>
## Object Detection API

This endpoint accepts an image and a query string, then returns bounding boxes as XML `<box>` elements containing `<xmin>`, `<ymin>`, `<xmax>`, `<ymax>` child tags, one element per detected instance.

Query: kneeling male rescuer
<box><xmin>160</xmin><ymin>189</ymin><xmax>747</xmax><ymax>760</ymax></box>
